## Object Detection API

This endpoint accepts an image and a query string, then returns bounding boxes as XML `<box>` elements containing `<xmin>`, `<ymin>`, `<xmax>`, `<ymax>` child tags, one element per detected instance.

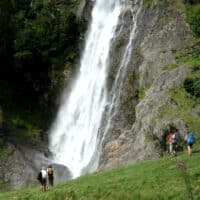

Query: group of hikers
<box><xmin>36</xmin><ymin>131</ymin><xmax>195</xmax><ymax>191</ymax></box>
<box><xmin>37</xmin><ymin>165</ymin><xmax>54</xmax><ymax>192</ymax></box>
<box><xmin>167</xmin><ymin>131</ymin><xmax>195</xmax><ymax>157</ymax></box>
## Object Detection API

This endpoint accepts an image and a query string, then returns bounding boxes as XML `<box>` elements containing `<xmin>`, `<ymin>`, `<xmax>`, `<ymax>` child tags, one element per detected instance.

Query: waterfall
<box><xmin>49</xmin><ymin>0</ymin><xmax>121</xmax><ymax>177</ymax></box>
<box><xmin>49</xmin><ymin>0</ymin><xmax>143</xmax><ymax>178</ymax></box>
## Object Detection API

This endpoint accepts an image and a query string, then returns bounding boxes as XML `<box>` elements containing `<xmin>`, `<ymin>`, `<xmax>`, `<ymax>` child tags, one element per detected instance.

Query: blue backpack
<box><xmin>188</xmin><ymin>132</ymin><xmax>195</xmax><ymax>143</ymax></box>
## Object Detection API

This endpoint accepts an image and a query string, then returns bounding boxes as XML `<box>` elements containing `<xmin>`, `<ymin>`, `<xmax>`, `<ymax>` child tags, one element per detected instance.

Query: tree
<box><xmin>0</xmin><ymin>0</ymin><xmax>13</xmax><ymax>75</ymax></box>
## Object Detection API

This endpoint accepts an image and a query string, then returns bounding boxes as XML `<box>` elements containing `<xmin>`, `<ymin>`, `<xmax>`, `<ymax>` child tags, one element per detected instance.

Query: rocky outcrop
<box><xmin>99</xmin><ymin>1</ymin><xmax>192</xmax><ymax>170</ymax></box>
<box><xmin>0</xmin><ymin>141</ymin><xmax>72</xmax><ymax>189</ymax></box>
<box><xmin>75</xmin><ymin>0</ymin><xmax>93</xmax><ymax>21</ymax></box>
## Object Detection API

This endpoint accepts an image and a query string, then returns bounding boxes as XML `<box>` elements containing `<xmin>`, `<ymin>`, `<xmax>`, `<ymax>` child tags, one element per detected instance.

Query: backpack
<box><xmin>172</xmin><ymin>133</ymin><xmax>178</xmax><ymax>144</ymax></box>
<box><xmin>188</xmin><ymin>132</ymin><xmax>195</xmax><ymax>143</ymax></box>
<box><xmin>37</xmin><ymin>171</ymin><xmax>42</xmax><ymax>181</ymax></box>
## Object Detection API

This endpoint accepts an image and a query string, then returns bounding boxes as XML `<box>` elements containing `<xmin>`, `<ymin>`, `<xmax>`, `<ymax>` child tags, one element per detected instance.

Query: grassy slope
<box><xmin>1</xmin><ymin>148</ymin><xmax>200</xmax><ymax>200</ymax></box>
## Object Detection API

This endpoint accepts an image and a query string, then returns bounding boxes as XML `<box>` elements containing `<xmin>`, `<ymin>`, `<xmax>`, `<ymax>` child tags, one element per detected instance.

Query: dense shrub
<box><xmin>184</xmin><ymin>77</ymin><xmax>200</xmax><ymax>97</ymax></box>
<box><xmin>192</xmin><ymin>45</ymin><xmax>200</xmax><ymax>58</ymax></box>
<box><xmin>184</xmin><ymin>1</ymin><xmax>200</xmax><ymax>36</ymax></box>
<box><xmin>183</xmin><ymin>0</ymin><xmax>200</xmax><ymax>4</ymax></box>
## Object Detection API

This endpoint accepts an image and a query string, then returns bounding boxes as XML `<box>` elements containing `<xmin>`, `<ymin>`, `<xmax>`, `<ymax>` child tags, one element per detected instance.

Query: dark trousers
<box><xmin>48</xmin><ymin>176</ymin><xmax>54</xmax><ymax>187</ymax></box>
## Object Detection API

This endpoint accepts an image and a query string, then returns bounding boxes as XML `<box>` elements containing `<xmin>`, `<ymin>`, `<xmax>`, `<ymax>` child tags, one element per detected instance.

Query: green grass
<box><xmin>1</xmin><ymin>150</ymin><xmax>200</xmax><ymax>200</ymax></box>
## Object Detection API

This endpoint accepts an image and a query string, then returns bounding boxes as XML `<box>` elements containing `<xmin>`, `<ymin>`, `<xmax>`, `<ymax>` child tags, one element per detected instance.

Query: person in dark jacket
<box><xmin>47</xmin><ymin>165</ymin><xmax>54</xmax><ymax>187</ymax></box>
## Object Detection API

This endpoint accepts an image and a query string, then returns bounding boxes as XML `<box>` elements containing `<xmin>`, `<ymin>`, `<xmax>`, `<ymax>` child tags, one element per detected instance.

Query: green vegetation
<box><xmin>0</xmin><ymin>0</ymin><xmax>85</xmax><ymax>139</ymax></box>
<box><xmin>144</xmin><ymin>0</ymin><xmax>200</xmax><ymax>9</ymax></box>
<box><xmin>183</xmin><ymin>46</ymin><xmax>200</xmax><ymax>99</ymax></box>
<box><xmin>184</xmin><ymin>77</ymin><xmax>200</xmax><ymax>97</ymax></box>
<box><xmin>143</xmin><ymin>0</ymin><xmax>171</xmax><ymax>7</ymax></box>
<box><xmin>164</xmin><ymin>47</ymin><xmax>200</xmax><ymax>129</ymax></box>
<box><xmin>0</xmin><ymin>143</ymin><xmax>13</xmax><ymax>160</ymax></box>
<box><xmin>5</xmin><ymin>104</ymin><xmax>46</xmax><ymax>140</ymax></box>
<box><xmin>160</xmin><ymin>0</ymin><xmax>200</xmax><ymax>137</ymax></box>
<box><xmin>0</xmin><ymin>137</ymin><xmax>13</xmax><ymax>160</ymax></box>
<box><xmin>168</xmin><ymin>1</ymin><xmax>200</xmax><ymax>134</ymax></box>
<box><xmin>157</xmin><ymin>40</ymin><xmax>200</xmax><ymax>142</ymax></box>
<box><xmin>143</xmin><ymin>0</ymin><xmax>154</xmax><ymax>7</ymax></box>
<box><xmin>137</xmin><ymin>87</ymin><xmax>147</xmax><ymax>100</ymax></box>
<box><xmin>157</xmin><ymin>41</ymin><xmax>200</xmax><ymax>142</ymax></box>
<box><xmin>1</xmin><ymin>151</ymin><xmax>200</xmax><ymax>199</ymax></box>
<box><xmin>0</xmin><ymin>110</ymin><xmax>3</xmax><ymax>125</ymax></box>
<box><xmin>162</xmin><ymin>63</ymin><xmax>179</xmax><ymax>71</ymax></box>
<box><xmin>184</xmin><ymin>1</ymin><xmax>200</xmax><ymax>36</ymax></box>
<box><xmin>169</xmin><ymin>87</ymin><xmax>200</xmax><ymax>137</ymax></box>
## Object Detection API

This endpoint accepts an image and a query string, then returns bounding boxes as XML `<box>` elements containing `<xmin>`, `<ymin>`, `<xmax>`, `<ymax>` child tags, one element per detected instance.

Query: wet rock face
<box><xmin>75</xmin><ymin>0</ymin><xmax>94</xmax><ymax>21</ymax></box>
<box><xmin>99</xmin><ymin>2</ymin><xmax>192</xmax><ymax>170</ymax></box>
<box><xmin>0</xmin><ymin>143</ymin><xmax>72</xmax><ymax>189</ymax></box>
<box><xmin>51</xmin><ymin>163</ymin><xmax>72</xmax><ymax>184</ymax></box>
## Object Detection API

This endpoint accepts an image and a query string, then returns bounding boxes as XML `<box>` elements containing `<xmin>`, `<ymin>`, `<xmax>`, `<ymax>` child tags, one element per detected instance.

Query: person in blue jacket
<box><xmin>185</xmin><ymin>132</ymin><xmax>195</xmax><ymax>156</ymax></box>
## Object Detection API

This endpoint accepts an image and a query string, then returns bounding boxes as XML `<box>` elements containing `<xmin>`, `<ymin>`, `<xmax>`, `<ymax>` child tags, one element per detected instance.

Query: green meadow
<box><xmin>1</xmin><ymin>147</ymin><xmax>200</xmax><ymax>200</ymax></box>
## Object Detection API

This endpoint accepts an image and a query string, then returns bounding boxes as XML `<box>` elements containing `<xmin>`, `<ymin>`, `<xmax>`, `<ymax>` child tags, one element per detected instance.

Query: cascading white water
<box><xmin>49</xmin><ymin>0</ymin><xmax>122</xmax><ymax>177</ymax></box>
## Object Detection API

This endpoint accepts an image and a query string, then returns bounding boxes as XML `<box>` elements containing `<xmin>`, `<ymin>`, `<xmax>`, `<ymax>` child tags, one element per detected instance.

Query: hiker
<box><xmin>37</xmin><ymin>169</ymin><xmax>43</xmax><ymax>190</ymax></box>
<box><xmin>39</xmin><ymin>167</ymin><xmax>47</xmax><ymax>191</ymax></box>
<box><xmin>168</xmin><ymin>133</ymin><xmax>173</xmax><ymax>156</ymax></box>
<box><xmin>172</xmin><ymin>132</ymin><xmax>178</xmax><ymax>156</ymax></box>
<box><xmin>47</xmin><ymin>165</ymin><xmax>54</xmax><ymax>187</ymax></box>
<box><xmin>185</xmin><ymin>132</ymin><xmax>195</xmax><ymax>156</ymax></box>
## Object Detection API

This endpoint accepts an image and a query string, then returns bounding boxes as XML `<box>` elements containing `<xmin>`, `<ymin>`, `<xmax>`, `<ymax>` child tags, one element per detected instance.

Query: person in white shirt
<box><xmin>41</xmin><ymin>167</ymin><xmax>47</xmax><ymax>191</ymax></box>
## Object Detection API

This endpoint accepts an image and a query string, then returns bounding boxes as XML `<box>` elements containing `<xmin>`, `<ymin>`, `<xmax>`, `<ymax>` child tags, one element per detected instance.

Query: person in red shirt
<box><xmin>168</xmin><ymin>133</ymin><xmax>173</xmax><ymax>156</ymax></box>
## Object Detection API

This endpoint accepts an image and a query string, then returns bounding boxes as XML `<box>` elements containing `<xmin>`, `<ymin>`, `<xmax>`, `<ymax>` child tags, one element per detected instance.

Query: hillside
<box><xmin>0</xmin><ymin>149</ymin><xmax>200</xmax><ymax>200</ymax></box>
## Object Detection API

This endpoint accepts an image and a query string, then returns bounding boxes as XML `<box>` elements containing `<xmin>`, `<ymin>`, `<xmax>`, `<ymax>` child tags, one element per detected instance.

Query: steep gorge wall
<box><xmin>99</xmin><ymin>1</ymin><xmax>192</xmax><ymax>170</ymax></box>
